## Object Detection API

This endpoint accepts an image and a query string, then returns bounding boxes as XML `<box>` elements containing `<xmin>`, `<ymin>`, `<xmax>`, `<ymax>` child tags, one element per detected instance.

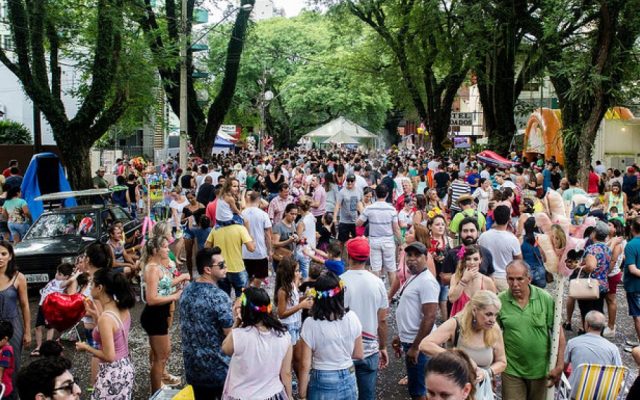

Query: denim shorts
<box><xmin>627</xmin><ymin>292</ymin><xmax>640</xmax><ymax>317</ymax></box>
<box><xmin>308</xmin><ymin>366</ymin><xmax>358</xmax><ymax>400</ymax></box>
<box><xmin>284</xmin><ymin>322</ymin><xmax>301</xmax><ymax>344</ymax></box>
<box><xmin>219</xmin><ymin>271</ymin><xmax>249</xmax><ymax>298</ymax></box>
<box><xmin>8</xmin><ymin>222</ymin><xmax>29</xmax><ymax>239</ymax></box>
<box><xmin>438</xmin><ymin>283</ymin><xmax>449</xmax><ymax>303</ymax></box>
<box><xmin>402</xmin><ymin>342</ymin><xmax>429</xmax><ymax>397</ymax></box>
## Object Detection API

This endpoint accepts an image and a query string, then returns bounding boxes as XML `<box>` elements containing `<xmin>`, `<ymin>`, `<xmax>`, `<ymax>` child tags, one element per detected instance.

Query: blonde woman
<box><xmin>420</xmin><ymin>290</ymin><xmax>507</xmax><ymax>399</ymax></box>
<box><xmin>448</xmin><ymin>245</ymin><xmax>497</xmax><ymax>317</ymax></box>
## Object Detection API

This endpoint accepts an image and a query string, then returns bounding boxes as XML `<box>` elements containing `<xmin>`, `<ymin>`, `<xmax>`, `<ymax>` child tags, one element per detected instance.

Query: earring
<box><xmin>472</xmin><ymin>314</ymin><xmax>477</xmax><ymax>326</ymax></box>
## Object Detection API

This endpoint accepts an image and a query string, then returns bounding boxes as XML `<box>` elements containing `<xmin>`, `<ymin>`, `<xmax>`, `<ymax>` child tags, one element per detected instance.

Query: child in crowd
<box><xmin>398</xmin><ymin>195</ymin><xmax>415</xmax><ymax>239</ymax></box>
<box><xmin>38</xmin><ymin>340</ymin><xmax>64</xmax><ymax>358</ymax></box>
<box><xmin>216</xmin><ymin>178</ymin><xmax>244</xmax><ymax>227</ymax></box>
<box><xmin>316</xmin><ymin>214</ymin><xmax>334</xmax><ymax>252</ymax></box>
<box><xmin>608</xmin><ymin>206</ymin><xmax>625</xmax><ymax>226</ymax></box>
<box><xmin>33</xmin><ymin>263</ymin><xmax>78</xmax><ymax>356</ymax></box>
<box><xmin>186</xmin><ymin>215</ymin><xmax>212</xmax><ymax>253</ymax></box>
<box><xmin>299</xmin><ymin>263</ymin><xmax>322</xmax><ymax>323</ymax></box>
<box><xmin>0</xmin><ymin>320</ymin><xmax>14</xmax><ymax>400</ymax></box>
<box><xmin>303</xmin><ymin>242</ymin><xmax>345</xmax><ymax>275</ymax></box>
<box><xmin>275</xmin><ymin>257</ymin><xmax>313</xmax><ymax>381</ymax></box>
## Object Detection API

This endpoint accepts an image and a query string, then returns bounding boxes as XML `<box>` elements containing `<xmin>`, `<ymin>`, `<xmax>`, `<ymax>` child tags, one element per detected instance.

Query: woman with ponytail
<box><xmin>426</xmin><ymin>349</ymin><xmax>477</xmax><ymax>400</ymax></box>
<box><xmin>76</xmin><ymin>268</ymin><xmax>136</xmax><ymax>399</ymax></box>
<box><xmin>221</xmin><ymin>287</ymin><xmax>293</xmax><ymax>400</ymax></box>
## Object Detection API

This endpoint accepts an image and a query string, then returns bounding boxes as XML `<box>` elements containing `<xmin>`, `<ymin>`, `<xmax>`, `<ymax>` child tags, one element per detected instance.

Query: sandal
<box><xmin>30</xmin><ymin>348</ymin><xmax>40</xmax><ymax>357</ymax></box>
<box><xmin>398</xmin><ymin>376</ymin><xmax>408</xmax><ymax>386</ymax></box>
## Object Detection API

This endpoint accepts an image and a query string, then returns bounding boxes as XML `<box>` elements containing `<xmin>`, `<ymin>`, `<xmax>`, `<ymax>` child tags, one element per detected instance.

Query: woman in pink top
<box><xmin>448</xmin><ymin>245</ymin><xmax>496</xmax><ymax>317</ymax></box>
<box><xmin>222</xmin><ymin>287</ymin><xmax>293</xmax><ymax>400</ymax></box>
<box><xmin>76</xmin><ymin>268</ymin><xmax>136</xmax><ymax>400</ymax></box>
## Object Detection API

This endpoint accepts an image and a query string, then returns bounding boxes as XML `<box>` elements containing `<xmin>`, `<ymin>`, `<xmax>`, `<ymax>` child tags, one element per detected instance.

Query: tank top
<box><xmin>216</xmin><ymin>197</ymin><xmax>234</xmax><ymax>222</ymax></box>
<box><xmin>458</xmin><ymin>339</ymin><xmax>494</xmax><ymax>368</ymax></box>
<box><xmin>609</xmin><ymin>239</ymin><xmax>626</xmax><ymax>276</ymax></box>
<box><xmin>92</xmin><ymin>310</ymin><xmax>130</xmax><ymax>361</ymax></box>
<box><xmin>279</xmin><ymin>286</ymin><xmax>301</xmax><ymax>326</ymax></box>
<box><xmin>607</xmin><ymin>193</ymin><xmax>624</xmax><ymax>213</ymax></box>
<box><xmin>450</xmin><ymin>278</ymin><xmax>484</xmax><ymax>317</ymax></box>
<box><xmin>108</xmin><ymin>240</ymin><xmax>125</xmax><ymax>263</ymax></box>
<box><xmin>301</xmin><ymin>212</ymin><xmax>317</xmax><ymax>249</ymax></box>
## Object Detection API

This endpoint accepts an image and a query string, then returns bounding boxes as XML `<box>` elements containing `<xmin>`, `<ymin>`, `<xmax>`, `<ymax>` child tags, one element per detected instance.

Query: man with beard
<box><xmin>440</xmin><ymin>217</ymin><xmax>494</xmax><ymax>286</ymax></box>
<box><xmin>392</xmin><ymin>242</ymin><xmax>439</xmax><ymax>400</ymax></box>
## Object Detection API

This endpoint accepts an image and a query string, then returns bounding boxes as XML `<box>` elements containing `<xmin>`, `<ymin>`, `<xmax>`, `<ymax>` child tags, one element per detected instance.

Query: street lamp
<box><xmin>258</xmin><ymin>82</ymin><xmax>296</xmax><ymax>152</ymax></box>
<box><xmin>179</xmin><ymin>2</ymin><xmax>254</xmax><ymax>169</ymax></box>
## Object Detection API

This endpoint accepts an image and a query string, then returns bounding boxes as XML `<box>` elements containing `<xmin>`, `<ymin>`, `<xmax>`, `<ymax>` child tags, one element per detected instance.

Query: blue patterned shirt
<box><xmin>179</xmin><ymin>282</ymin><xmax>233</xmax><ymax>387</ymax></box>
<box><xmin>585</xmin><ymin>242</ymin><xmax>612</xmax><ymax>293</ymax></box>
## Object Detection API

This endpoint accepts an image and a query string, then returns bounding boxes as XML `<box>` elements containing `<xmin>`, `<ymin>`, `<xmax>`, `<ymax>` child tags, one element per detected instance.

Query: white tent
<box><xmin>301</xmin><ymin>117</ymin><xmax>378</xmax><ymax>148</ymax></box>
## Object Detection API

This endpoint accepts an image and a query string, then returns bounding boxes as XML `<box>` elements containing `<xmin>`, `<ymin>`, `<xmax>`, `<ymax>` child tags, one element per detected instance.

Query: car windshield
<box><xmin>25</xmin><ymin>212</ymin><xmax>98</xmax><ymax>239</ymax></box>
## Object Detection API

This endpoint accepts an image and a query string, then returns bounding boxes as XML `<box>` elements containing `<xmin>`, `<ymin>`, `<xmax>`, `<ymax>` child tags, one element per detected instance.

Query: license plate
<box><xmin>25</xmin><ymin>274</ymin><xmax>50</xmax><ymax>284</ymax></box>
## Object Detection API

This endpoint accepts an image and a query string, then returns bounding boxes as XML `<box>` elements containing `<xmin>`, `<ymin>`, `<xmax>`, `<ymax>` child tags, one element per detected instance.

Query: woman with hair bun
<box><xmin>222</xmin><ymin>287</ymin><xmax>293</xmax><ymax>399</ymax></box>
<box><xmin>426</xmin><ymin>349</ymin><xmax>477</xmax><ymax>400</ymax></box>
<box><xmin>298</xmin><ymin>271</ymin><xmax>363</xmax><ymax>400</ymax></box>
<box><xmin>76</xmin><ymin>268</ymin><xmax>136</xmax><ymax>399</ymax></box>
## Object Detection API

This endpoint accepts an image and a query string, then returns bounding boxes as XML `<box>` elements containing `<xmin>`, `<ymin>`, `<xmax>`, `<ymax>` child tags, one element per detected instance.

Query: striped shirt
<box><xmin>358</xmin><ymin>201</ymin><xmax>398</xmax><ymax>238</ymax></box>
<box><xmin>449</xmin><ymin>180</ymin><xmax>470</xmax><ymax>211</ymax></box>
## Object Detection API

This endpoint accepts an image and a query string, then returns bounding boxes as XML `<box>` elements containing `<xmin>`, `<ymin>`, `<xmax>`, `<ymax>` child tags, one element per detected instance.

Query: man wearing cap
<box><xmin>392</xmin><ymin>242</ymin><xmax>439</xmax><ymax>400</ymax></box>
<box><xmin>342</xmin><ymin>237</ymin><xmax>389</xmax><ymax>400</ymax></box>
<box><xmin>448</xmin><ymin>172</ymin><xmax>470</xmax><ymax>216</ymax></box>
<box><xmin>334</xmin><ymin>174</ymin><xmax>362</xmax><ymax>245</ymax></box>
<box><xmin>92</xmin><ymin>167</ymin><xmax>109</xmax><ymax>189</ymax></box>
<box><xmin>449</xmin><ymin>194</ymin><xmax>486</xmax><ymax>234</ymax></box>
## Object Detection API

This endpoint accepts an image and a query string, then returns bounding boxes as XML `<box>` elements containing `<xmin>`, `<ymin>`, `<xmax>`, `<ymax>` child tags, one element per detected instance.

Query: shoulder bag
<box><xmin>568</xmin><ymin>266</ymin><xmax>599</xmax><ymax>299</ymax></box>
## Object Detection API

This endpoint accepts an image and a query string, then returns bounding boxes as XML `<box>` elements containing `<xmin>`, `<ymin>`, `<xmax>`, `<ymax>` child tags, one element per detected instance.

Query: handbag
<box><xmin>568</xmin><ymin>267</ymin><xmax>599</xmax><ymax>299</ymax></box>
<box><xmin>273</xmin><ymin>246</ymin><xmax>293</xmax><ymax>262</ymax></box>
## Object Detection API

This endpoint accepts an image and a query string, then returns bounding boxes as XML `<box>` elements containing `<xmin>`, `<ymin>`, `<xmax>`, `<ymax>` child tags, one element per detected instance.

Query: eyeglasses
<box><xmin>52</xmin><ymin>378</ymin><xmax>80</xmax><ymax>394</ymax></box>
<box><xmin>211</xmin><ymin>261</ymin><xmax>226</xmax><ymax>269</ymax></box>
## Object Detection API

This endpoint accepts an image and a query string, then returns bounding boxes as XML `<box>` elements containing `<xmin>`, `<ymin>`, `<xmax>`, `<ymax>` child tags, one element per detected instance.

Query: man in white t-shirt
<box><xmin>342</xmin><ymin>237</ymin><xmax>389</xmax><ymax>400</ymax></box>
<box><xmin>241</xmin><ymin>191</ymin><xmax>273</xmax><ymax>288</ymax></box>
<box><xmin>353</xmin><ymin>165</ymin><xmax>369</xmax><ymax>195</ymax></box>
<box><xmin>393</xmin><ymin>242</ymin><xmax>439</xmax><ymax>400</ymax></box>
<box><xmin>477</xmin><ymin>205</ymin><xmax>522</xmax><ymax>291</ymax></box>
<box><xmin>206</xmin><ymin>165</ymin><xmax>222</xmax><ymax>186</ymax></box>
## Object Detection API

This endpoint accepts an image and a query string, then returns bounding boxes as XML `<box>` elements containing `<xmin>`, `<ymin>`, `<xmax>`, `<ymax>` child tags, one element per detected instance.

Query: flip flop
<box><xmin>398</xmin><ymin>376</ymin><xmax>408</xmax><ymax>386</ymax></box>
<box><xmin>30</xmin><ymin>348</ymin><xmax>40</xmax><ymax>357</ymax></box>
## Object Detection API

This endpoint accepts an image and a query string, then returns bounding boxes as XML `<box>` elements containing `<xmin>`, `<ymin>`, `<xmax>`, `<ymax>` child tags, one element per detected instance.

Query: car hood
<box><xmin>14</xmin><ymin>236</ymin><xmax>96</xmax><ymax>257</ymax></box>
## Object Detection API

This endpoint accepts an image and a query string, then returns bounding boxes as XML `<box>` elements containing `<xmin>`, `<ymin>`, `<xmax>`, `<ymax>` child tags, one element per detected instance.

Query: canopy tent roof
<box><xmin>213</xmin><ymin>136</ymin><xmax>235</xmax><ymax>148</ymax></box>
<box><xmin>303</xmin><ymin>117</ymin><xmax>378</xmax><ymax>139</ymax></box>
<box><xmin>322</xmin><ymin>131</ymin><xmax>361</xmax><ymax>145</ymax></box>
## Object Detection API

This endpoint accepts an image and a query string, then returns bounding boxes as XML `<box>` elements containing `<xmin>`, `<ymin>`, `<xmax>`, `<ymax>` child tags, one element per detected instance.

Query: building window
<box><xmin>2</xmin><ymin>35</ymin><xmax>14</xmax><ymax>51</ymax></box>
<box><xmin>0</xmin><ymin>2</ymin><xmax>8</xmax><ymax>20</ymax></box>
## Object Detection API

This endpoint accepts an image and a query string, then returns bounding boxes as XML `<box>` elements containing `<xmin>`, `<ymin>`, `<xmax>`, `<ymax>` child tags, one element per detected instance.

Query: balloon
<box><xmin>537</xmin><ymin>234</ymin><xmax>559</xmax><ymax>274</ymax></box>
<box><xmin>41</xmin><ymin>293</ymin><xmax>86</xmax><ymax>332</ymax></box>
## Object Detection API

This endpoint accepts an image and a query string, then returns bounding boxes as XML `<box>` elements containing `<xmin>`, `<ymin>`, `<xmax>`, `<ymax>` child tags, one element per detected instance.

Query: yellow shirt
<box><xmin>205</xmin><ymin>224</ymin><xmax>253</xmax><ymax>273</ymax></box>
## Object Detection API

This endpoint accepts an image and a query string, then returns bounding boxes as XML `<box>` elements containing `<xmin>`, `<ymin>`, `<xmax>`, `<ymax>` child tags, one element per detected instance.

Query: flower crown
<box><xmin>427</xmin><ymin>207</ymin><xmax>443</xmax><ymax>220</ymax></box>
<box><xmin>457</xmin><ymin>246</ymin><xmax>467</xmax><ymax>260</ymax></box>
<box><xmin>306</xmin><ymin>280</ymin><xmax>345</xmax><ymax>299</ymax></box>
<box><xmin>239</xmin><ymin>292</ymin><xmax>272</xmax><ymax>313</ymax></box>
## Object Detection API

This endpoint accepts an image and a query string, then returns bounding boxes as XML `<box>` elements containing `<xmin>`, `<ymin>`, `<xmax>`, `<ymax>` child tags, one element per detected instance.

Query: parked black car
<box><xmin>13</xmin><ymin>205</ymin><xmax>141</xmax><ymax>285</ymax></box>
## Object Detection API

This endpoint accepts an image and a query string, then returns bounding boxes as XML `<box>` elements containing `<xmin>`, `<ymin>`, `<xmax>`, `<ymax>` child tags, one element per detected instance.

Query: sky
<box><xmin>273</xmin><ymin>0</ymin><xmax>307</xmax><ymax>17</ymax></box>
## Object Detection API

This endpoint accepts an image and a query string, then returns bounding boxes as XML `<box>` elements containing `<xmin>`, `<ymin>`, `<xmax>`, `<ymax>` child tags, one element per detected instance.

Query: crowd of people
<box><xmin>1</xmin><ymin>148</ymin><xmax>640</xmax><ymax>399</ymax></box>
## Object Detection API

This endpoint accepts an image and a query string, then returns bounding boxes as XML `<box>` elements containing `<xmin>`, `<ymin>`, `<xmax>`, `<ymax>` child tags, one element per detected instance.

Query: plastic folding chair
<box><xmin>570</xmin><ymin>363</ymin><xmax>628</xmax><ymax>400</ymax></box>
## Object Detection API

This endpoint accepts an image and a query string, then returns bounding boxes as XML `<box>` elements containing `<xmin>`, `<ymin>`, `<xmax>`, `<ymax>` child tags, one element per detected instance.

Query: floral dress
<box><xmin>584</xmin><ymin>242</ymin><xmax>612</xmax><ymax>294</ymax></box>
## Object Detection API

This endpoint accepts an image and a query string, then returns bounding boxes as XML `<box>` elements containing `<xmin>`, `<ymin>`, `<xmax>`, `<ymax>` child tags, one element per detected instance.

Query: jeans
<box><xmin>401</xmin><ymin>342</ymin><xmax>429</xmax><ymax>397</ymax></box>
<box><xmin>219</xmin><ymin>270</ymin><xmax>248</xmax><ymax>298</ymax></box>
<box><xmin>308</xmin><ymin>367</ymin><xmax>358</xmax><ymax>400</ymax></box>
<box><xmin>296</xmin><ymin>252</ymin><xmax>310</xmax><ymax>279</ymax></box>
<box><xmin>354</xmin><ymin>352</ymin><xmax>379</xmax><ymax>400</ymax></box>
<box><xmin>8</xmin><ymin>222</ymin><xmax>29</xmax><ymax>240</ymax></box>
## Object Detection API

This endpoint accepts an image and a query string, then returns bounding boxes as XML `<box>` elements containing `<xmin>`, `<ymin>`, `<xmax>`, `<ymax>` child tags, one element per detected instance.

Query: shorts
<box><xmin>244</xmin><ymin>258</ymin><xmax>269</xmax><ymax>279</ymax></box>
<box><xmin>608</xmin><ymin>272</ymin><xmax>623</xmax><ymax>294</ymax></box>
<box><xmin>438</xmin><ymin>283</ymin><xmax>449</xmax><ymax>303</ymax></box>
<box><xmin>140</xmin><ymin>303</ymin><xmax>171</xmax><ymax>336</ymax></box>
<box><xmin>284</xmin><ymin>322</ymin><xmax>301</xmax><ymax>345</ymax></box>
<box><xmin>337</xmin><ymin>223</ymin><xmax>356</xmax><ymax>243</ymax></box>
<box><xmin>627</xmin><ymin>292</ymin><xmax>640</xmax><ymax>317</ymax></box>
<box><xmin>35</xmin><ymin>306</ymin><xmax>49</xmax><ymax>328</ymax></box>
<box><xmin>369</xmin><ymin>239</ymin><xmax>396</xmax><ymax>272</ymax></box>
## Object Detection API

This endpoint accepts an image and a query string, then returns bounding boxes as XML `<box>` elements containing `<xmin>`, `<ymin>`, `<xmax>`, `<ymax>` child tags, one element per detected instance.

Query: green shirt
<box><xmin>92</xmin><ymin>175</ymin><xmax>109</xmax><ymax>189</ymax></box>
<box><xmin>449</xmin><ymin>208</ymin><xmax>486</xmax><ymax>233</ymax></box>
<box><xmin>246</xmin><ymin>175</ymin><xmax>257</xmax><ymax>190</ymax></box>
<box><xmin>498</xmin><ymin>285</ymin><xmax>554</xmax><ymax>379</ymax></box>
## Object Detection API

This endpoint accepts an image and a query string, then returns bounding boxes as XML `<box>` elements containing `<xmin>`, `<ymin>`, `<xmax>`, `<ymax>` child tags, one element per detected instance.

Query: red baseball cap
<box><xmin>346</xmin><ymin>237</ymin><xmax>370</xmax><ymax>261</ymax></box>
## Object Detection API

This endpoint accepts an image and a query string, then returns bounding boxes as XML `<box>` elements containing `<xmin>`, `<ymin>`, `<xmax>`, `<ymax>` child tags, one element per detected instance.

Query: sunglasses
<box><xmin>52</xmin><ymin>378</ymin><xmax>80</xmax><ymax>395</ymax></box>
<box><xmin>211</xmin><ymin>261</ymin><xmax>226</xmax><ymax>269</ymax></box>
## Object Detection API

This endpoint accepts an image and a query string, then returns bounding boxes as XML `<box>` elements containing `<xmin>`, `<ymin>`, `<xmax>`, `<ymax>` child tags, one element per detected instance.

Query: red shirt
<box><xmin>588</xmin><ymin>172</ymin><xmax>600</xmax><ymax>194</ymax></box>
<box><xmin>2</xmin><ymin>168</ymin><xmax>11</xmax><ymax>178</ymax></box>
<box><xmin>206</xmin><ymin>199</ymin><xmax>218</xmax><ymax>224</ymax></box>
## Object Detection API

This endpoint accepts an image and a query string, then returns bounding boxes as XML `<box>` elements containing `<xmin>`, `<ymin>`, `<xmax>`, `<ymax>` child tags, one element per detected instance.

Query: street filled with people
<box><xmin>2</xmin><ymin>148</ymin><xmax>640</xmax><ymax>400</ymax></box>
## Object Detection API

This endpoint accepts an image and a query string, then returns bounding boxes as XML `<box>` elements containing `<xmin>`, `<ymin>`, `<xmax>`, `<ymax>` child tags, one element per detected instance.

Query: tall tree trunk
<box><xmin>58</xmin><ymin>139</ymin><xmax>92</xmax><ymax>190</ymax></box>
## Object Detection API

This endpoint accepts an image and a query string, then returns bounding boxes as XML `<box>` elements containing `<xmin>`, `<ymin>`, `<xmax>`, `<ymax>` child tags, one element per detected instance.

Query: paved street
<box><xmin>18</xmin><ymin>279</ymin><xmax>640</xmax><ymax>399</ymax></box>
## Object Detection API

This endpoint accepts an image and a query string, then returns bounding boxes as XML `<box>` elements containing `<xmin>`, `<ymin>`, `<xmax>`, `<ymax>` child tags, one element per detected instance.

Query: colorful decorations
<box><xmin>427</xmin><ymin>207</ymin><xmax>443</xmax><ymax>219</ymax></box>
<box><xmin>239</xmin><ymin>292</ymin><xmax>272</xmax><ymax>313</ymax></box>
<box><xmin>306</xmin><ymin>280</ymin><xmax>345</xmax><ymax>299</ymax></box>
<box><xmin>130</xmin><ymin>156</ymin><xmax>147</xmax><ymax>172</ymax></box>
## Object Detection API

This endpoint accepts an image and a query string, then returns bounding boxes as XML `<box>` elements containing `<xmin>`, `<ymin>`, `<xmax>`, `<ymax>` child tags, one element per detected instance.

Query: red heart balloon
<box><xmin>41</xmin><ymin>293</ymin><xmax>86</xmax><ymax>332</ymax></box>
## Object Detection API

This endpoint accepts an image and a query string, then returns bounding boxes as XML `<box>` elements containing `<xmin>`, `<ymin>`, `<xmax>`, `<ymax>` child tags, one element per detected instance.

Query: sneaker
<box><xmin>162</xmin><ymin>373</ymin><xmax>181</xmax><ymax>386</ymax></box>
<box><xmin>603</xmin><ymin>327</ymin><xmax>616</xmax><ymax>338</ymax></box>
<box><xmin>624</xmin><ymin>345</ymin><xmax>637</xmax><ymax>353</ymax></box>
<box><xmin>625</xmin><ymin>339</ymin><xmax>640</xmax><ymax>347</ymax></box>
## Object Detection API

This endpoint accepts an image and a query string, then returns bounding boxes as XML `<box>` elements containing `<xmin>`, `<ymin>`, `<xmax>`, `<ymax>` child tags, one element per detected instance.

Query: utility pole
<box><xmin>179</xmin><ymin>0</ymin><xmax>188</xmax><ymax>169</ymax></box>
